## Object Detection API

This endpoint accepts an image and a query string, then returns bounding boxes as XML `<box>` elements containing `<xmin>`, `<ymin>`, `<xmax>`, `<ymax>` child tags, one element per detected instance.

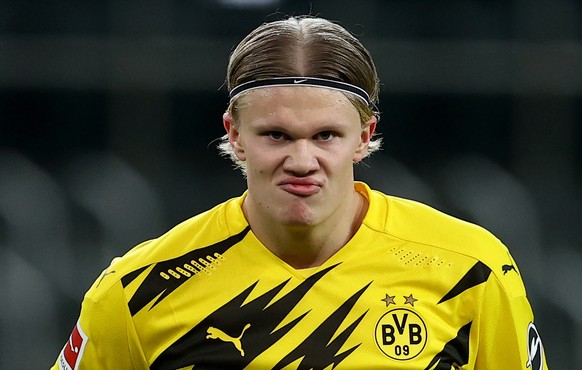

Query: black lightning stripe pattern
<box><xmin>425</xmin><ymin>322</ymin><xmax>472</xmax><ymax>370</ymax></box>
<box><xmin>273</xmin><ymin>283</ymin><xmax>370</xmax><ymax>369</ymax></box>
<box><xmin>150</xmin><ymin>263</ymin><xmax>370</xmax><ymax>370</ymax></box>
<box><xmin>122</xmin><ymin>226</ymin><xmax>251</xmax><ymax>316</ymax></box>
<box><xmin>425</xmin><ymin>261</ymin><xmax>491</xmax><ymax>369</ymax></box>
<box><xmin>438</xmin><ymin>261</ymin><xmax>491</xmax><ymax>304</ymax></box>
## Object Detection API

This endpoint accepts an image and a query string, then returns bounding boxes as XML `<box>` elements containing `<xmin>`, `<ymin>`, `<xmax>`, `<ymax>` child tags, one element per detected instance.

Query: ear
<box><xmin>353</xmin><ymin>115</ymin><xmax>377</xmax><ymax>163</ymax></box>
<box><xmin>223</xmin><ymin>112</ymin><xmax>246</xmax><ymax>161</ymax></box>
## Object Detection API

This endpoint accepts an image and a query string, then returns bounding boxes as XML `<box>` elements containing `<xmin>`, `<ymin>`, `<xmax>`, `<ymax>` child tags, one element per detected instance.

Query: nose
<box><xmin>282</xmin><ymin>139</ymin><xmax>320</xmax><ymax>175</ymax></box>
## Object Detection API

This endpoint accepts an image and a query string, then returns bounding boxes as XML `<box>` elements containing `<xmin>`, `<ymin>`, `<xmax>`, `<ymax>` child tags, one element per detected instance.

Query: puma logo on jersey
<box><xmin>502</xmin><ymin>264</ymin><xmax>517</xmax><ymax>275</ymax></box>
<box><xmin>96</xmin><ymin>269</ymin><xmax>116</xmax><ymax>287</ymax></box>
<box><xmin>206</xmin><ymin>323</ymin><xmax>251</xmax><ymax>356</ymax></box>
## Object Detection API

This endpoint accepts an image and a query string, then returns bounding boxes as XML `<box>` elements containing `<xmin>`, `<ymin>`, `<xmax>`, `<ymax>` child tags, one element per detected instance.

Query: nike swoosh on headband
<box><xmin>229</xmin><ymin>77</ymin><xmax>372</xmax><ymax>107</ymax></box>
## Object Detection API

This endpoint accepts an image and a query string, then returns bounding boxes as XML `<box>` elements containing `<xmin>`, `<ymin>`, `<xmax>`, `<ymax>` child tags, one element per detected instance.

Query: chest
<box><xmin>136</xmin><ymin>257</ymin><xmax>483</xmax><ymax>369</ymax></box>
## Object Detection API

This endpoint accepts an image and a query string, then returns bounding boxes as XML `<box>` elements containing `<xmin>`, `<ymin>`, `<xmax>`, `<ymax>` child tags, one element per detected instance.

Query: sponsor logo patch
<box><xmin>58</xmin><ymin>321</ymin><xmax>88</xmax><ymax>370</ymax></box>
<box><xmin>526</xmin><ymin>322</ymin><xmax>544</xmax><ymax>369</ymax></box>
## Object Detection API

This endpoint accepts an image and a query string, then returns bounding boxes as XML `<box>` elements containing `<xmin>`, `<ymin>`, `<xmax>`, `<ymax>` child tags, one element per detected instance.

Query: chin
<box><xmin>279</xmin><ymin>208</ymin><xmax>318</xmax><ymax>227</ymax></box>
<box><xmin>281</xmin><ymin>218</ymin><xmax>315</xmax><ymax>228</ymax></box>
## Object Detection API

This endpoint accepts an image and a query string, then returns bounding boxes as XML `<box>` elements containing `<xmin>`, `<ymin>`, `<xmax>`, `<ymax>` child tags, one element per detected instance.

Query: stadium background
<box><xmin>1</xmin><ymin>0</ymin><xmax>581</xmax><ymax>368</ymax></box>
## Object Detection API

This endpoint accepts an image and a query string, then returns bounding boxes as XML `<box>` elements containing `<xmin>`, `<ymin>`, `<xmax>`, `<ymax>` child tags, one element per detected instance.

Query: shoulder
<box><xmin>361</xmin><ymin>183</ymin><xmax>524</xmax><ymax>293</ymax></box>
<box><xmin>362</xmin><ymin>182</ymin><xmax>498</xmax><ymax>251</ymax></box>
<box><xmin>86</xmin><ymin>195</ymin><xmax>249</xmax><ymax>300</ymax></box>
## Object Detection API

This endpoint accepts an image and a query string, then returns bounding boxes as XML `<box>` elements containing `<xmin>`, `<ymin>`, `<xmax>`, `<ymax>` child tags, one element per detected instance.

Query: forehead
<box><xmin>235</xmin><ymin>86</ymin><xmax>359</xmax><ymax>124</ymax></box>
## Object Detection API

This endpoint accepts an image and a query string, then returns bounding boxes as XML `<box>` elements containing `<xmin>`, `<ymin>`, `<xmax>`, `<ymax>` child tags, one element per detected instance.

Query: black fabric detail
<box><xmin>273</xmin><ymin>283</ymin><xmax>371</xmax><ymax>370</ymax></box>
<box><xmin>424</xmin><ymin>321</ymin><xmax>472</xmax><ymax>370</ymax></box>
<box><xmin>438</xmin><ymin>261</ymin><xmax>491</xmax><ymax>304</ymax></box>
<box><xmin>151</xmin><ymin>264</ymin><xmax>337</xmax><ymax>369</ymax></box>
<box><xmin>151</xmin><ymin>264</ymin><xmax>367</xmax><ymax>370</ymax></box>
<box><xmin>120</xmin><ymin>265</ymin><xmax>148</xmax><ymax>287</ymax></box>
<box><xmin>229</xmin><ymin>77</ymin><xmax>371</xmax><ymax>106</ymax></box>
<box><xmin>125</xmin><ymin>226</ymin><xmax>250</xmax><ymax>316</ymax></box>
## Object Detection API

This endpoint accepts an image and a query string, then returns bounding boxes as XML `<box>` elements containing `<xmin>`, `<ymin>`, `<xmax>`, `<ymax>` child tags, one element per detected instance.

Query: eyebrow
<box><xmin>251</xmin><ymin>120</ymin><xmax>350</xmax><ymax>136</ymax></box>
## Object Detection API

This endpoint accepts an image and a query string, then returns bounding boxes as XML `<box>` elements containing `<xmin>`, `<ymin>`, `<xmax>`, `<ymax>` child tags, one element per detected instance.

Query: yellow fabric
<box><xmin>51</xmin><ymin>182</ymin><xmax>547</xmax><ymax>369</ymax></box>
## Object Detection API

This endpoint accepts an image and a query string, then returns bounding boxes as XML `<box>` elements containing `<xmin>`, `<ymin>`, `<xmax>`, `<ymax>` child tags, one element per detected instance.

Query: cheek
<box><xmin>315</xmin><ymin>153</ymin><xmax>351</xmax><ymax>180</ymax></box>
<box><xmin>245</xmin><ymin>146</ymin><xmax>281</xmax><ymax>172</ymax></box>
<box><xmin>329</xmin><ymin>142</ymin><xmax>360</xmax><ymax>167</ymax></box>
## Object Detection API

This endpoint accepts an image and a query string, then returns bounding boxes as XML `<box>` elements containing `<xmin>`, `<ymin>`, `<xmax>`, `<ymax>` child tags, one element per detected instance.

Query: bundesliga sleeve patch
<box><xmin>58</xmin><ymin>321</ymin><xmax>88</xmax><ymax>370</ymax></box>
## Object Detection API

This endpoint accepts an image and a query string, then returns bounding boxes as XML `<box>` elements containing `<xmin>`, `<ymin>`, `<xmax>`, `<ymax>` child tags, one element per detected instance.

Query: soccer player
<box><xmin>52</xmin><ymin>16</ymin><xmax>548</xmax><ymax>369</ymax></box>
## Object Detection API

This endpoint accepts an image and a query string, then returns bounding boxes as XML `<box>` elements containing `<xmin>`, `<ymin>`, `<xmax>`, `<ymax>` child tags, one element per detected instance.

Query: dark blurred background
<box><xmin>1</xmin><ymin>0</ymin><xmax>580</xmax><ymax>368</ymax></box>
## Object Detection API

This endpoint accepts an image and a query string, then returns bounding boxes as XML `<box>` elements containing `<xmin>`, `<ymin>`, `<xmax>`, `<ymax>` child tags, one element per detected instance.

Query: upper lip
<box><xmin>278</xmin><ymin>177</ymin><xmax>323</xmax><ymax>187</ymax></box>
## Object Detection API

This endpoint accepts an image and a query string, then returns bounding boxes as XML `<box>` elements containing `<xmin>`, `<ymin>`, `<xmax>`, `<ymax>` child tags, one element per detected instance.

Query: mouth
<box><xmin>278</xmin><ymin>179</ymin><xmax>322</xmax><ymax>196</ymax></box>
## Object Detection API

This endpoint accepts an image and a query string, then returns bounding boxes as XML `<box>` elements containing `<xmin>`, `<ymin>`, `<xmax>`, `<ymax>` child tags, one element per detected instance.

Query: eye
<box><xmin>265</xmin><ymin>131</ymin><xmax>288</xmax><ymax>141</ymax></box>
<box><xmin>315</xmin><ymin>131</ymin><xmax>337</xmax><ymax>141</ymax></box>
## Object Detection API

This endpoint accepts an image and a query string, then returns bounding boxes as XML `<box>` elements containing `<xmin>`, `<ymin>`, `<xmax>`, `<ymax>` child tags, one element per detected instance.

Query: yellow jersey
<box><xmin>52</xmin><ymin>182</ymin><xmax>547</xmax><ymax>369</ymax></box>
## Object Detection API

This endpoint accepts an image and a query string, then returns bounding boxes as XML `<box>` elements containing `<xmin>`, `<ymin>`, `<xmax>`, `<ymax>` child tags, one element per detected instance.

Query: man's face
<box><xmin>223</xmin><ymin>86</ymin><xmax>375</xmax><ymax>228</ymax></box>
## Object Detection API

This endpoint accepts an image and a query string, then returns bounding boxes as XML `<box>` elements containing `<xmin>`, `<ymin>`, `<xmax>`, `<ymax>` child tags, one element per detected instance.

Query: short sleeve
<box><xmin>474</xmin><ymin>272</ymin><xmax>548</xmax><ymax>369</ymax></box>
<box><xmin>51</xmin><ymin>274</ymin><xmax>147</xmax><ymax>369</ymax></box>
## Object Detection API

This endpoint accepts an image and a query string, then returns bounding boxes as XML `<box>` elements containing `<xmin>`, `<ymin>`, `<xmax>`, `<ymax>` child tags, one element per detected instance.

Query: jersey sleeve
<box><xmin>474</xmin><ymin>269</ymin><xmax>548</xmax><ymax>369</ymax></box>
<box><xmin>50</xmin><ymin>270</ymin><xmax>148</xmax><ymax>370</ymax></box>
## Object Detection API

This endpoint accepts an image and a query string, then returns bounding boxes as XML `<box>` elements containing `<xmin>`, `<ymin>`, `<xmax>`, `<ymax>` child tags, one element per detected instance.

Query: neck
<box><xmin>244</xmin><ymin>190</ymin><xmax>367</xmax><ymax>269</ymax></box>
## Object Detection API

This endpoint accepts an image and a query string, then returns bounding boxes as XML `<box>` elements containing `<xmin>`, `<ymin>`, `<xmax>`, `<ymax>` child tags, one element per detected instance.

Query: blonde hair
<box><xmin>218</xmin><ymin>16</ymin><xmax>382</xmax><ymax>171</ymax></box>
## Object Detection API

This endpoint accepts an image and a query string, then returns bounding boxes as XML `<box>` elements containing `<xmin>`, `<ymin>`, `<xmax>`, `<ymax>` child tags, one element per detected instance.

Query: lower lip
<box><xmin>280</xmin><ymin>183</ymin><xmax>321</xmax><ymax>196</ymax></box>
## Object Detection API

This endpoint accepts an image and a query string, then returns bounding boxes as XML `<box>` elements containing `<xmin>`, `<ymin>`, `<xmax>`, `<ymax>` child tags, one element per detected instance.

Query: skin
<box><xmin>223</xmin><ymin>86</ymin><xmax>377</xmax><ymax>269</ymax></box>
